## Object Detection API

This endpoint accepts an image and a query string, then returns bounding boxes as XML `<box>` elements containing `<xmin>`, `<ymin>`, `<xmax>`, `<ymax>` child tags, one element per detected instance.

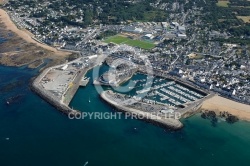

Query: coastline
<box><xmin>0</xmin><ymin>8</ymin><xmax>70</xmax><ymax>56</ymax></box>
<box><xmin>1</xmin><ymin>4</ymin><xmax>250</xmax><ymax>124</ymax></box>
<box><xmin>201</xmin><ymin>95</ymin><xmax>250</xmax><ymax>121</ymax></box>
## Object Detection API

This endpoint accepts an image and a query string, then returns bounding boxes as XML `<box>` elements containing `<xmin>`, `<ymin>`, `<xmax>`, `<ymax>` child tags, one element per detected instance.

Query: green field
<box><xmin>104</xmin><ymin>35</ymin><xmax>155</xmax><ymax>49</ymax></box>
<box><xmin>216</xmin><ymin>1</ymin><xmax>229</xmax><ymax>7</ymax></box>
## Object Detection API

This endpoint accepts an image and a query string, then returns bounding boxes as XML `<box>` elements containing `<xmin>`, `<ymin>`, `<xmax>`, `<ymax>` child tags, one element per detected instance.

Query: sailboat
<box><xmin>88</xmin><ymin>98</ymin><xmax>91</xmax><ymax>103</ymax></box>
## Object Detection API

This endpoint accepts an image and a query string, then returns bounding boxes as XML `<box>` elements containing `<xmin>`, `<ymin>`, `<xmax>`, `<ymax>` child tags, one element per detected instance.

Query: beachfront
<box><xmin>0</xmin><ymin>9</ymin><xmax>69</xmax><ymax>56</ymax></box>
<box><xmin>202</xmin><ymin>95</ymin><xmax>250</xmax><ymax>121</ymax></box>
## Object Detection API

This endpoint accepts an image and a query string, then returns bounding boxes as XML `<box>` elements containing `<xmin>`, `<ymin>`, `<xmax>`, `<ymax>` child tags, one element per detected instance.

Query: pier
<box><xmin>31</xmin><ymin>66</ymin><xmax>79</xmax><ymax>115</ymax></box>
<box><xmin>31</xmin><ymin>56</ymin><xmax>103</xmax><ymax>114</ymax></box>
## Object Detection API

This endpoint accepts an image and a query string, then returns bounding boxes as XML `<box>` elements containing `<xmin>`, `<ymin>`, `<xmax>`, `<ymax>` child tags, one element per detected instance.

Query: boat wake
<box><xmin>83</xmin><ymin>161</ymin><xmax>88</xmax><ymax>166</ymax></box>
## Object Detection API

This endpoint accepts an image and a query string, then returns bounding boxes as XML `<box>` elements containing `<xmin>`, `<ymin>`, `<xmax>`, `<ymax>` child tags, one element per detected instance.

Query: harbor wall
<box><xmin>100</xmin><ymin>91</ymin><xmax>184</xmax><ymax>130</ymax></box>
<box><xmin>30</xmin><ymin>67</ymin><xmax>79</xmax><ymax>115</ymax></box>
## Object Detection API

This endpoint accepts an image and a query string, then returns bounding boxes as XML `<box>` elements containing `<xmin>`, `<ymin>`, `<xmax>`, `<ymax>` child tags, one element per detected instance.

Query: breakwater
<box><xmin>100</xmin><ymin>90</ymin><xmax>183</xmax><ymax>130</ymax></box>
<box><xmin>30</xmin><ymin>66</ymin><xmax>79</xmax><ymax>115</ymax></box>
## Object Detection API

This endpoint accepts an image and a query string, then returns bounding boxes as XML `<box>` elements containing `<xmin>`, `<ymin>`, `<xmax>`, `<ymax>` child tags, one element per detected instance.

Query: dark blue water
<box><xmin>1</xmin><ymin>65</ymin><xmax>250</xmax><ymax>166</ymax></box>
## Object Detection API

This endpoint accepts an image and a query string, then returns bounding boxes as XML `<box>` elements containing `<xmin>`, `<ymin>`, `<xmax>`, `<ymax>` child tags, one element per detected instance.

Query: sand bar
<box><xmin>0</xmin><ymin>9</ymin><xmax>70</xmax><ymax>56</ymax></box>
<box><xmin>202</xmin><ymin>95</ymin><xmax>250</xmax><ymax>121</ymax></box>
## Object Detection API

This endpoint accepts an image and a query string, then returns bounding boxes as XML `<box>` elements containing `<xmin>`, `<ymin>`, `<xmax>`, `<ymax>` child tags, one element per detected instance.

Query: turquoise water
<box><xmin>1</xmin><ymin>65</ymin><xmax>250</xmax><ymax>166</ymax></box>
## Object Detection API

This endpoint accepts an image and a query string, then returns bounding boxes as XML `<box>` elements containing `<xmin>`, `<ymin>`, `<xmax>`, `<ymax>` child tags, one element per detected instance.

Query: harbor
<box><xmin>31</xmin><ymin>55</ymin><xmax>211</xmax><ymax>129</ymax></box>
<box><xmin>2</xmin><ymin>58</ymin><xmax>250</xmax><ymax>166</ymax></box>
<box><xmin>97</xmin><ymin>69</ymin><xmax>210</xmax><ymax>129</ymax></box>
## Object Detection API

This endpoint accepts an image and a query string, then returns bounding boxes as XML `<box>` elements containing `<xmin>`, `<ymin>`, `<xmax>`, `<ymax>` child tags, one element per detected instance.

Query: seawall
<box><xmin>30</xmin><ymin>67</ymin><xmax>79</xmax><ymax>115</ymax></box>
<box><xmin>100</xmin><ymin>90</ymin><xmax>183</xmax><ymax>130</ymax></box>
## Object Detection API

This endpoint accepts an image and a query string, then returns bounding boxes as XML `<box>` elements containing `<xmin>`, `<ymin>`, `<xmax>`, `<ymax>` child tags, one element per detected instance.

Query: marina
<box><xmin>31</xmin><ymin>56</ymin><xmax>208</xmax><ymax>128</ymax></box>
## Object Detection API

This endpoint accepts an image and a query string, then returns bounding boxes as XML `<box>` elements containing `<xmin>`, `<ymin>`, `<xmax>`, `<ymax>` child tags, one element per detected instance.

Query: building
<box><xmin>177</xmin><ymin>34</ymin><xmax>187</xmax><ymax>38</ymax></box>
<box><xmin>178</xmin><ymin>26</ymin><xmax>186</xmax><ymax>33</ymax></box>
<box><xmin>122</xmin><ymin>26</ymin><xmax>143</xmax><ymax>33</ymax></box>
<box><xmin>61</xmin><ymin>64</ymin><xmax>68</xmax><ymax>70</ymax></box>
<box><xmin>143</xmin><ymin>34</ymin><xmax>154</xmax><ymax>40</ymax></box>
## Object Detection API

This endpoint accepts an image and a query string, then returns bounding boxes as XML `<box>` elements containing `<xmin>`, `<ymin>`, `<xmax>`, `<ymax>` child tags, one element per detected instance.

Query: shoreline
<box><xmin>0</xmin><ymin>8</ymin><xmax>70</xmax><ymax>56</ymax></box>
<box><xmin>201</xmin><ymin>95</ymin><xmax>250</xmax><ymax>121</ymax></box>
<box><xmin>1</xmin><ymin>5</ymin><xmax>250</xmax><ymax>124</ymax></box>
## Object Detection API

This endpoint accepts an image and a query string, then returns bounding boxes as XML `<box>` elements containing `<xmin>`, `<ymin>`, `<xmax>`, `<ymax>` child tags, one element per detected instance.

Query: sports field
<box><xmin>104</xmin><ymin>35</ymin><xmax>155</xmax><ymax>49</ymax></box>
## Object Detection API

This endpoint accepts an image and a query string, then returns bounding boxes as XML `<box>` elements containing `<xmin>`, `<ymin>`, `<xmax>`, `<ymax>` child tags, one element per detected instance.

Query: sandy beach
<box><xmin>202</xmin><ymin>95</ymin><xmax>250</xmax><ymax>121</ymax></box>
<box><xmin>0</xmin><ymin>9</ymin><xmax>70</xmax><ymax>56</ymax></box>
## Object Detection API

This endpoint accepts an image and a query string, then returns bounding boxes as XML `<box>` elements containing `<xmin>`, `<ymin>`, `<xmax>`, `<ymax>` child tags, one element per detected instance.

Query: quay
<box><xmin>137</xmin><ymin>67</ymin><xmax>209</xmax><ymax>96</ymax></box>
<box><xmin>31</xmin><ymin>66</ymin><xmax>79</xmax><ymax>115</ymax></box>
<box><xmin>31</xmin><ymin>55</ymin><xmax>103</xmax><ymax>115</ymax></box>
<box><xmin>62</xmin><ymin>68</ymin><xmax>89</xmax><ymax>105</ymax></box>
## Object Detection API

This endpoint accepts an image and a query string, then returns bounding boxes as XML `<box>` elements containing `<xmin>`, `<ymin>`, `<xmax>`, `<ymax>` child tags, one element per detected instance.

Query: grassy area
<box><xmin>237</xmin><ymin>16</ymin><xmax>250</xmax><ymax>23</ymax></box>
<box><xmin>104</xmin><ymin>35</ymin><xmax>155</xmax><ymax>49</ymax></box>
<box><xmin>104</xmin><ymin>35</ymin><xmax>128</xmax><ymax>44</ymax></box>
<box><xmin>216</xmin><ymin>1</ymin><xmax>229</xmax><ymax>7</ymax></box>
<box><xmin>143</xmin><ymin>11</ymin><xmax>167</xmax><ymax>22</ymax></box>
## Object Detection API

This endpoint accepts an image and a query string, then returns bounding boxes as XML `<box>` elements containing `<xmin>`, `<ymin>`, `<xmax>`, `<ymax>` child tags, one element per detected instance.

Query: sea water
<box><xmin>0</xmin><ymin>65</ymin><xmax>250</xmax><ymax>166</ymax></box>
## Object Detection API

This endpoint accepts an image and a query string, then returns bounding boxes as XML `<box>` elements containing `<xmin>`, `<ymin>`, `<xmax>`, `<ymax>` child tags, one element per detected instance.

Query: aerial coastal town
<box><xmin>1</xmin><ymin>0</ymin><xmax>250</xmax><ymax>128</ymax></box>
<box><xmin>4</xmin><ymin>0</ymin><xmax>250</xmax><ymax>166</ymax></box>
